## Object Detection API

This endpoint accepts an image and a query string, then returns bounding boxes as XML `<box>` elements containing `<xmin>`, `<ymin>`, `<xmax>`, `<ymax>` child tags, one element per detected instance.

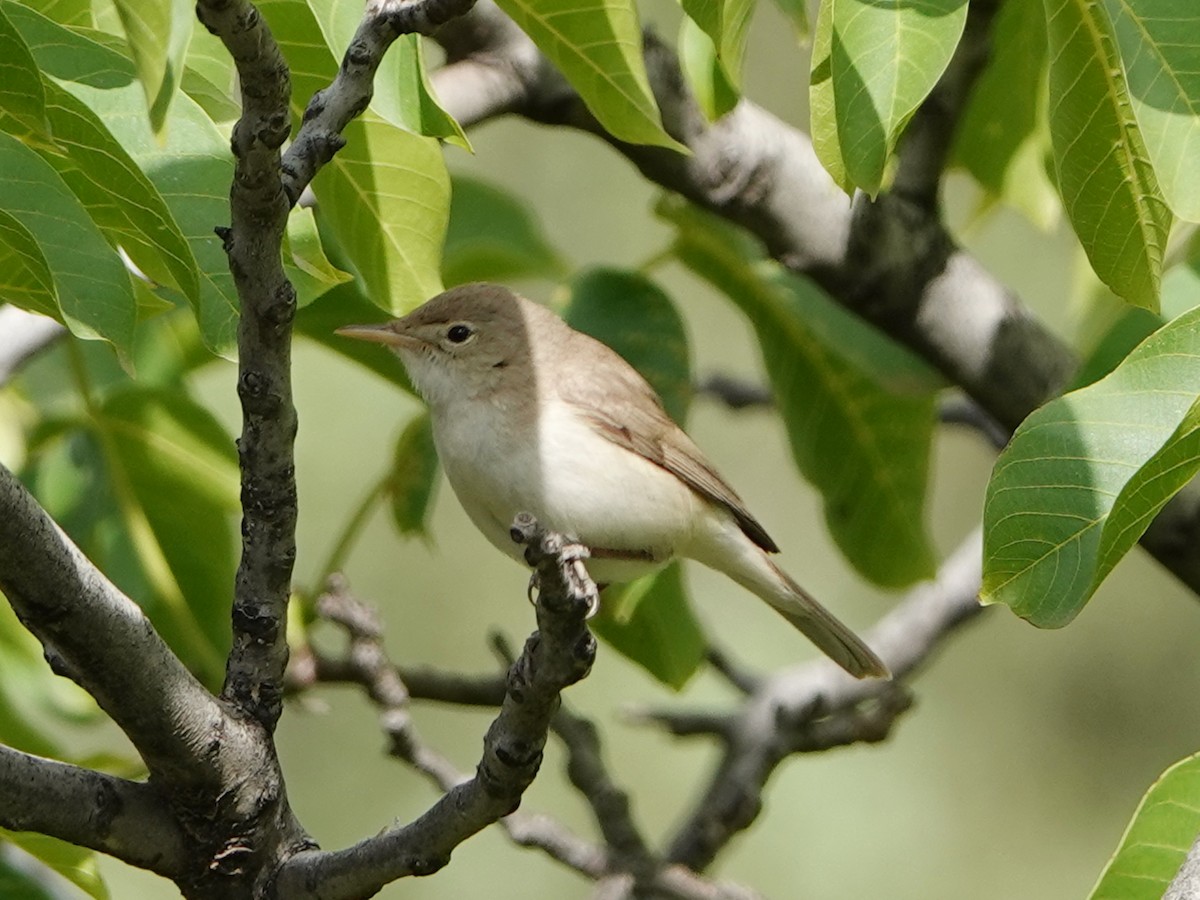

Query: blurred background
<box><xmin>67</xmin><ymin>0</ymin><xmax>1200</xmax><ymax>895</ymax></box>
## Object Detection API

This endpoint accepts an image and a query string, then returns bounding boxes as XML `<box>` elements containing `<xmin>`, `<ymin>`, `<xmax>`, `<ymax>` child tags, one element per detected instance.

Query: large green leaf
<box><xmin>1044</xmin><ymin>0</ymin><xmax>1171</xmax><ymax>309</ymax></box>
<box><xmin>93</xmin><ymin>387</ymin><xmax>237</xmax><ymax>682</ymax></box>
<box><xmin>2</xmin><ymin>2</ymin><xmax>135</xmax><ymax>89</ymax></box>
<box><xmin>563</xmin><ymin>267</ymin><xmax>692</xmax><ymax>424</ymax></box>
<box><xmin>492</xmin><ymin>0</ymin><xmax>683</xmax><ymax>150</ymax></box>
<box><xmin>31</xmin><ymin>78</ymin><xmax>200</xmax><ymax>305</ymax></box>
<box><xmin>0</xmin><ymin>208</ymin><xmax>57</xmax><ymax>318</ymax></box>
<box><xmin>108</xmin><ymin>0</ymin><xmax>191</xmax><ymax>133</ymax></box>
<box><xmin>260</xmin><ymin>0</ymin><xmax>450</xmax><ymax>315</ymax></box>
<box><xmin>951</xmin><ymin>0</ymin><xmax>1058</xmax><ymax>229</ymax></box>
<box><xmin>442</xmin><ymin>175</ymin><xmax>565</xmax><ymax>286</ymax></box>
<box><xmin>663</xmin><ymin>199</ymin><xmax>937</xmax><ymax>588</ymax></box>
<box><xmin>810</xmin><ymin>0</ymin><xmax>969</xmax><ymax>195</ymax></box>
<box><xmin>0</xmin><ymin>130</ymin><xmax>134</xmax><ymax>353</ymax></box>
<box><xmin>387</xmin><ymin>411</ymin><xmax>439</xmax><ymax>538</ymax></box>
<box><xmin>982</xmin><ymin>306</ymin><xmax>1200</xmax><ymax>626</ymax></box>
<box><xmin>679</xmin><ymin>0</ymin><xmax>756</xmax><ymax>115</ymax></box>
<box><xmin>0</xmin><ymin>4</ymin><xmax>50</xmax><ymax>140</ymax></box>
<box><xmin>591</xmin><ymin>562</ymin><xmax>706</xmax><ymax>689</ymax></box>
<box><xmin>1089</xmin><ymin>751</ymin><xmax>1200</xmax><ymax>900</ymax></box>
<box><xmin>678</xmin><ymin>16</ymin><xmax>740</xmax><ymax>122</ymax></box>
<box><xmin>303</xmin><ymin>0</ymin><xmax>467</xmax><ymax>147</ymax></box>
<box><xmin>15</xmin><ymin>0</ymin><xmax>91</xmax><ymax>27</ymax></box>
<box><xmin>1101</xmin><ymin>0</ymin><xmax>1200</xmax><ymax>223</ymax></box>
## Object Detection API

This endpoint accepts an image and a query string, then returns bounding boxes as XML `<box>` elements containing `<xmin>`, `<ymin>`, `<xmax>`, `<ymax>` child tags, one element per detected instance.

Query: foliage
<box><xmin>1</xmin><ymin>0</ymin><xmax>1200</xmax><ymax>895</ymax></box>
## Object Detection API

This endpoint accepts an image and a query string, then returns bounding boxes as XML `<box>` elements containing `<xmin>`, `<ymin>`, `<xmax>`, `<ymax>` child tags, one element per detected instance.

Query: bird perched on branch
<box><xmin>338</xmin><ymin>282</ymin><xmax>887</xmax><ymax>679</ymax></box>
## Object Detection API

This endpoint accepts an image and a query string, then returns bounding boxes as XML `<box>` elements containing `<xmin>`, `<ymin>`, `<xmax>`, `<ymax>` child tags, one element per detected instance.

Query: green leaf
<box><xmin>1101</xmin><ymin>0</ymin><xmax>1200</xmax><ymax>223</ymax></box>
<box><xmin>563</xmin><ymin>267</ymin><xmax>692</xmax><ymax>425</ymax></box>
<box><xmin>810</xmin><ymin>0</ymin><xmax>969</xmax><ymax>195</ymax></box>
<box><xmin>982</xmin><ymin>306</ymin><xmax>1200</xmax><ymax>626</ymax></box>
<box><xmin>3</xmin><ymin>3</ymin><xmax>136</xmax><ymax>89</ymax></box>
<box><xmin>95</xmin><ymin>387</ymin><xmax>238</xmax><ymax>682</ymax></box>
<box><xmin>109</xmin><ymin>0</ymin><xmax>181</xmax><ymax>132</ymax></box>
<box><xmin>0</xmin><ymin>130</ymin><xmax>134</xmax><ymax>353</ymax></box>
<box><xmin>1089</xmin><ymin>750</ymin><xmax>1200</xmax><ymax>900</ymax></box>
<box><xmin>32</xmin><ymin>78</ymin><xmax>200</xmax><ymax>305</ymax></box>
<box><xmin>1044</xmin><ymin>0</ymin><xmax>1171</xmax><ymax>309</ymax></box>
<box><xmin>679</xmin><ymin>16</ymin><xmax>741</xmax><ymax>121</ymax></box>
<box><xmin>387</xmin><ymin>411</ymin><xmax>439</xmax><ymax>537</ymax></box>
<box><xmin>0</xmin><ymin>832</ymin><xmax>108</xmax><ymax>900</ymax></box>
<box><xmin>15</xmin><ymin>0</ymin><xmax>92</xmax><ymax>27</ymax></box>
<box><xmin>951</xmin><ymin>0</ymin><xmax>1058</xmax><ymax>229</ymax></box>
<box><xmin>591</xmin><ymin>562</ymin><xmax>706</xmax><ymax>688</ymax></box>
<box><xmin>260</xmin><ymin>0</ymin><xmax>450</xmax><ymax>315</ymax></box>
<box><xmin>442</xmin><ymin>175</ymin><xmax>566</xmax><ymax>286</ymax></box>
<box><xmin>0</xmin><ymin>208</ymin><xmax>57</xmax><ymax>318</ymax></box>
<box><xmin>285</xmin><ymin>205</ymin><xmax>352</xmax><ymax>308</ymax></box>
<box><xmin>0</xmin><ymin>5</ymin><xmax>51</xmax><ymax>140</ymax></box>
<box><xmin>679</xmin><ymin>0</ymin><xmax>756</xmax><ymax>108</ymax></box>
<box><xmin>11</xmin><ymin>7</ymin><xmax>235</xmax><ymax>352</ymax></box>
<box><xmin>663</xmin><ymin>199</ymin><xmax>937</xmax><ymax>587</ymax></box>
<box><xmin>303</xmin><ymin>0</ymin><xmax>467</xmax><ymax>147</ymax></box>
<box><xmin>492</xmin><ymin>0</ymin><xmax>684</xmax><ymax>150</ymax></box>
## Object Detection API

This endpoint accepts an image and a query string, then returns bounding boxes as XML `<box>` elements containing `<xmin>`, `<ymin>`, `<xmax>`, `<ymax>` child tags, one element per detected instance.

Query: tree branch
<box><xmin>655</xmin><ymin>530</ymin><xmax>984</xmax><ymax>871</ymax></box>
<box><xmin>194</xmin><ymin>0</ymin><xmax>298</xmax><ymax>730</ymax></box>
<box><xmin>280</xmin><ymin>0</ymin><xmax>479</xmax><ymax>205</ymax></box>
<box><xmin>1165</xmin><ymin>832</ymin><xmax>1200</xmax><ymax>900</ymax></box>
<box><xmin>428</xmin><ymin>2</ymin><xmax>1200</xmax><ymax>597</ymax></box>
<box><xmin>0</xmin><ymin>465</ymin><xmax>232</xmax><ymax>792</ymax></box>
<box><xmin>0</xmin><ymin>745</ymin><xmax>187</xmax><ymax>876</ymax></box>
<box><xmin>273</xmin><ymin>516</ymin><xmax>597</xmax><ymax>899</ymax></box>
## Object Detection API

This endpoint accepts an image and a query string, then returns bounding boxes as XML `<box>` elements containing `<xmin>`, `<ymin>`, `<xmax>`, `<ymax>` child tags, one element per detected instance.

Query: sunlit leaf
<box><xmin>492</xmin><ymin>0</ymin><xmax>684</xmax><ymax>150</ymax></box>
<box><xmin>679</xmin><ymin>0</ymin><xmax>755</xmax><ymax>113</ymax></box>
<box><xmin>810</xmin><ymin>0</ymin><xmax>969</xmax><ymax>194</ymax></box>
<box><xmin>679</xmin><ymin>17</ymin><xmax>740</xmax><ymax>121</ymax></box>
<box><xmin>31</xmin><ymin>78</ymin><xmax>200</xmax><ymax>306</ymax></box>
<box><xmin>260</xmin><ymin>0</ymin><xmax>450</xmax><ymax>315</ymax></box>
<box><xmin>1089</xmin><ymin>751</ymin><xmax>1200</xmax><ymax>900</ymax></box>
<box><xmin>1101</xmin><ymin>0</ymin><xmax>1200</xmax><ymax>223</ymax></box>
<box><xmin>983</xmin><ymin>306</ymin><xmax>1200</xmax><ymax>625</ymax></box>
<box><xmin>0</xmin><ymin>5</ymin><xmax>50</xmax><ymax>140</ymax></box>
<box><xmin>1044</xmin><ymin>0</ymin><xmax>1171</xmax><ymax>309</ymax></box>
<box><xmin>0</xmin><ymin>131</ymin><xmax>134</xmax><ymax>353</ymax></box>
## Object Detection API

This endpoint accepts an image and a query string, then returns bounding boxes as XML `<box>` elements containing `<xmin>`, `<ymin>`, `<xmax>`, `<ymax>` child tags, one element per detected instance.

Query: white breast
<box><xmin>432</xmin><ymin>394</ymin><xmax>702</xmax><ymax>584</ymax></box>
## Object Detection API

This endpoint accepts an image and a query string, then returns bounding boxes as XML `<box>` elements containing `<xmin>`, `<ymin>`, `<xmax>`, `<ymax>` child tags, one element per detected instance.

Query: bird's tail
<box><xmin>690</xmin><ymin>523</ymin><xmax>889</xmax><ymax>679</ymax></box>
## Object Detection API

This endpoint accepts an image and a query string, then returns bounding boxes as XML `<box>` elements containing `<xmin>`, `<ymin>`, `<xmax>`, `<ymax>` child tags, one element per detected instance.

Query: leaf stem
<box><xmin>312</xmin><ymin>471</ymin><xmax>391</xmax><ymax>595</ymax></box>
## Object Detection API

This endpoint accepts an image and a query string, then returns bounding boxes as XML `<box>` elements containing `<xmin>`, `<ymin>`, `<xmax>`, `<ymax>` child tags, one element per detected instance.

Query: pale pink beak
<box><xmin>335</xmin><ymin>322</ymin><xmax>416</xmax><ymax>347</ymax></box>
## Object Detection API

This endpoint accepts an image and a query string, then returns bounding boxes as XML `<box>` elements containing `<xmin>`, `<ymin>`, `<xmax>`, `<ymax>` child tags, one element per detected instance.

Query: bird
<box><xmin>337</xmin><ymin>282</ymin><xmax>888</xmax><ymax>679</ymax></box>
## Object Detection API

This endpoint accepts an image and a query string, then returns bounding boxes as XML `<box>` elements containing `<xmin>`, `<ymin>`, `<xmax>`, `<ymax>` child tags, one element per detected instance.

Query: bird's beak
<box><xmin>335</xmin><ymin>322</ymin><xmax>418</xmax><ymax>348</ymax></box>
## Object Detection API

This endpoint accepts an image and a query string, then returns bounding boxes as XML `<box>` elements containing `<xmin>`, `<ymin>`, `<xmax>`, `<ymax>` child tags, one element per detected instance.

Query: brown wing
<box><xmin>557</xmin><ymin>331</ymin><xmax>780</xmax><ymax>554</ymax></box>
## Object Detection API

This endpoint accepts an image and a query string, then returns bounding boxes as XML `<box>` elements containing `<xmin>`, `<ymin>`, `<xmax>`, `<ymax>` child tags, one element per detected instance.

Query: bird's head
<box><xmin>337</xmin><ymin>283</ymin><xmax>539</xmax><ymax>407</ymax></box>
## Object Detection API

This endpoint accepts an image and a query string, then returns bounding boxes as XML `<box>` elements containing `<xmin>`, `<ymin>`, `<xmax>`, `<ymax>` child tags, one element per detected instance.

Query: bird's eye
<box><xmin>446</xmin><ymin>324</ymin><xmax>473</xmax><ymax>344</ymax></box>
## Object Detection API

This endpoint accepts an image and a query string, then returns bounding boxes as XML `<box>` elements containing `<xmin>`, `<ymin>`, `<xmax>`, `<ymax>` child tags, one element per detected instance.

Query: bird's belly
<box><xmin>435</xmin><ymin>402</ymin><xmax>700</xmax><ymax>585</ymax></box>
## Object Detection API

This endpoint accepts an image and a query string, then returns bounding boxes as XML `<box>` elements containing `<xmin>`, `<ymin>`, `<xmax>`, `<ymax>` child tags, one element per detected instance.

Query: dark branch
<box><xmin>195</xmin><ymin>0</ymin><xmax>297</xmax><ymax>730</ymax></box>
<box><xmin>657</xmin><ymin>530</ymin><xmax>984</xmax><ymax>871</ymax></box>
<box><xmin>0</xmin><ymin>465</ymin><xmax>230</xmax><ymax>791</ymax></box>
<box><xmin>0</xmin><ymin>745</ymin><xmax>187</xmax><ymax>876</ymax></box>
<box><xmin>273</xmin><ymin>517</ymin><xmax>597</xmax><ymax>899</ymax></box>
